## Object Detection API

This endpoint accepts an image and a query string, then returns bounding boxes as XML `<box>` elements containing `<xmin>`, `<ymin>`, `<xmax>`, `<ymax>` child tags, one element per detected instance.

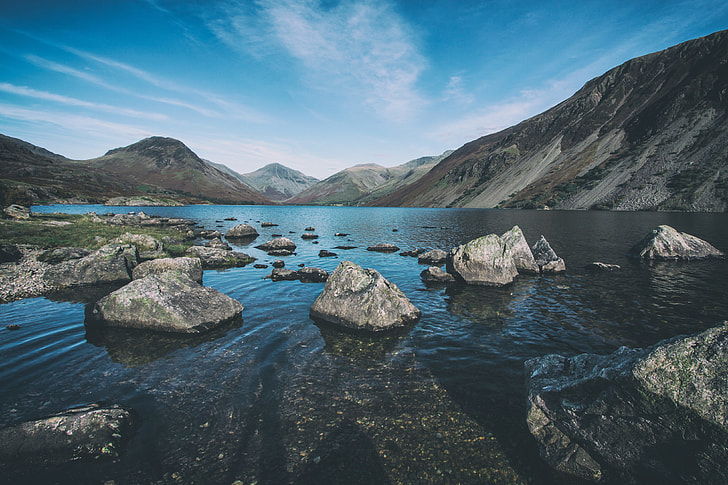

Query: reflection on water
<box><xmin>2</xmin><ymin>205</ymin><xmax>727</xmax><ymax>484</ymax></box>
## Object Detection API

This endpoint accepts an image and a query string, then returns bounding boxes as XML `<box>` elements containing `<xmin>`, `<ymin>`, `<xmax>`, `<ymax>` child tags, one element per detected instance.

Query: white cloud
<box><xmin>443</xmin><ymin>75</ymin><xmax>474</xmax><ymax>105</ymax></box>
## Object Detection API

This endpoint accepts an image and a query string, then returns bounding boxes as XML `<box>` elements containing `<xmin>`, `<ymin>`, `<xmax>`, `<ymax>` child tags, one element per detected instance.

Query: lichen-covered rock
<box><xmin>418</xmin><ymin>249</ymin><xmax>448</xmax><ymax>266</ymax></box>
<box><xmin>131</xmin><ymin>257</ymin><xmax>203</xmax><ymax>283</ymax></box>
<box><xmin>420</xmin><ymin>266</ymin><xmax>455</xmax><ymax>284</ymax></box>
<box><xmin>89</xmin><ymin>272</ymin><xmax>243</xmax><ymax>333</ymax></box>
<box><xmin>531</xmin><ymin>235</ymin><xmax>566</xmax><ymax>273</ymax></box>
<box><xmin>43</xmin><ymin>244</ymin><xmax>138</xmax><ymax>289</ymax></box>
<box><xmin>446</xmin><ymin>234</ymin><xmax>518</xmax><ymax>286</ymax></box>
<box><xmin>525</xmin><ymin>322</ymin><xmax>728</xmax><ymax>483</ymax></box>
<box><xmin>501</xmin><ymin>226</ymin><xmax>540</xmax><ymax>274</ymax></box>
<box><xmin>0</xmin><ymin>404</ymin><xmax>133</xmax><ymax>468</ymax></box>
<box><xmin>225</xmin><ymin>224</ymin><xmax>259</xmax><ymax>239</ymax></box>
<box><xmin>627</xmin><ymin>225</ymin><xmax>724</xmax><ymax>260</ymax></box>
<box><xmin>256</xmin><ymin>237</ymin><xmax>297</xmax><ymax>252</ymax></box>
<box><xmin>185</xmin><ymin>246</ymin><xmax>254</xmax><ymax>268</ymax></box>
<box><xmin>310</xmin><ymin>261</ymin><xmax>421</xmax><ymax>331</ymax></box>
<box><xmin>115</xmin><ymin>232</ymin><xmax>163</xmax><ymax>251</ymax></box>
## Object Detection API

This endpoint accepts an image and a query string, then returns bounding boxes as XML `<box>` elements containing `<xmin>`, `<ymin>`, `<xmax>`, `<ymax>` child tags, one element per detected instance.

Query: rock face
<box><xmin>446</xmin><ymin>234</ymin><xmax>518</xmax><ymax>286</ymax></box>
<box><xmin>418</xmin><ymin>249</ymin><xmax>448</xmax><ymax>266</ymax></box>
<box><xmin>420</xmin><ymin>266</ymin><xmax>456</xmax><ymax>284</ymax></box>
<box><xmin>185</xmin><ymin>246</ymin><xmax>254</xmax><ymax>268</ymax></box>
<box><xmin>131</xmin><ymin>257</ymin><xmax>203</xmax><ymax>283</ymax></box>
<box><xmin>0</xmin><ymin>404</ymin><xmax>133</xmax><ymax>467</ymax></box>
<box><xmin>627</xmin><ymin>225</ymin><xmax>724</xmax><ymax>260</ymax></box>
<box><xmin>43</xmin><ymin>244</ymin><xmax>138</xmax><ymax>289</ymax></box>
<box><xmin>531</xmin><ymin>236</ymin><xmax>566</xmax><ymax>273</ymax></box>
<box><xmin>309</xmin><ymin>261</ymin><xmax>421</xmax><ymax>331</ymax></box>
<box><xmin>89</xmin><ymin>271</ymin><xmax>243</xmax><ymax>333</ymax></box>
<box><xmin>256</xmin><ymin>237</ymin><xmax>297</xmax><ymax>253</ymax></box>
<box><xmin>225</xmin><ymin>224</ymin><xmax>258</xmax><ymax>239</ymax></box>
<box><xmin>525</xmin><ymin>322</ymin><xmax>728</xmax><ymax>483</ymax></box>
<box><xmin>501</xmin><ymin>226</ymin><xmax>540</xmax><ymax>274</ymax></box>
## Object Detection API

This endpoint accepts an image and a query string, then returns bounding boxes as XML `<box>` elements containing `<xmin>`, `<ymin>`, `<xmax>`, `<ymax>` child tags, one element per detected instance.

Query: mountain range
<box><xmin>2</xmin><ymin>29</ymin><xmax>726</xmax><ymax>211</ymax></box>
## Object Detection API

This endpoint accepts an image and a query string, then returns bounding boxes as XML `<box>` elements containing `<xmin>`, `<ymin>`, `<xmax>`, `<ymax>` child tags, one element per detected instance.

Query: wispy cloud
<box><xmin>443</xmin><ymin>75</ymin><xmax>474</xmax><ymax>105</ymax></box>
<box><xmin>210</xmin><ymin>0</ymin><xmax>427</xmax><ymax>121</ymax></box>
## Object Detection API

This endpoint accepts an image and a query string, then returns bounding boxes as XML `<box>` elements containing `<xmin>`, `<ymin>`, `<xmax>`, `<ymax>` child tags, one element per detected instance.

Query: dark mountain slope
<box><xmin>372</xmin><ymin>30</ymin><xmax>728</xmax><ymax>211</ymax></box>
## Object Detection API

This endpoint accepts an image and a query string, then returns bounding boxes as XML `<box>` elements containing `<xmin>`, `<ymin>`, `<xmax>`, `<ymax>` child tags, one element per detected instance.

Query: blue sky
<box><xmin>1</xmin><ymin>0</ymin><xmax>726</xmax><ymax>179</ymax></box>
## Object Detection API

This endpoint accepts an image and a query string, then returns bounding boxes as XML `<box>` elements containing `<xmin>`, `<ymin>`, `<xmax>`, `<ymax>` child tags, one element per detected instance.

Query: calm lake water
<box><xmin>3</xmin><ymin>205</ymin><xmax>728</xmax><ymax>484</ymax></box>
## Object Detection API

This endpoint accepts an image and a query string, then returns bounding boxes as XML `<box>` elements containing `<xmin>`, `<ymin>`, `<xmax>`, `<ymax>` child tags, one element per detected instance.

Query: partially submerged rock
<box><xmin>446</xmin><ymin>234</ymin><xmax>518</xmax><ymax>286</ymax></box>
<box><xmin>627</xmin><ymin>225</ymin><xmax>724</xmax><ymax>260</ymax></box>
<box><xmin>525</xmin><ymin>322</ymin><xmax>728</xmax><ymax>482</ymax></box>
<box><xmin>131</xmin><ymin>257</ymin><xmax>203</xmax><ymax>283</ymax></box>
<box><xmin>501</xmin><ymin>226</ymin><xmax>540</xmax><ymax>274</ymax></box>
<box><xmin>586</xmin><ymin>262</ymin><xmax>621</xmax><ymax>271</ymax></box>
<box><xmin>301</xmin><ymin>233</ymin><xmax>319</xmax><ymax>240</ymax></box>
<box><xmin>43</xmin><ymin>244</ymin><xmax>139</xmax><ymax>289</ymax></box>
<box><xmin>310</xmin><ymin>261</ymin><xmax>421</xmax><ymax>331</ymax></box>
<box><xmin>256</xmin><ymin>237</ymin><xmax>297</xmax><ymax>253</ymax></box>
<box><xmin>418</xmin><ymin>249</ymin><xmax>448</xmax><ymax>266</ymax></box>
<box><xmin>225</xmin><ymin>224</ymin><xmax>259</xmax><ymax>239</ymax></box>
<box><xmin>319</xmin><ymin>249</ymin><xmax>337</xmax><ymax>257</ymax></box>
<box><xmin>367</xmin><ymin>243</ymin><xmax>400</xmax><ymax>253</ymax></box>
<box><xmin>268</xmin><ymin>268</ymin><xmax>299</xmax><ymax>281</ymax></box>
<box><xmin>420</xmin><ymin>266</ymin><xmax>455</xmax><ymax>284</ymax></box>
<box><xmin>185</xmin><ymin>246</ymin><xmax>254</xmax><ymax>268</ymax></box>
<box><xmin>0</xmin><ymin>403</ymin><xmax>134</xmax><ymax>468</ymax></box>
<box><xmin>531</xmin><ymin>236</ymin><xmax>566</xmax><ymax>273</ymax></box>
<box><xmin>89</xmin><ymin>272</ymin><xmax>243</xmax><ymax>333</ymax></box>
<box><xmin>297</xmin><ymin>266</ymin><xmax>329</xmax><ymax>283</ymax></box>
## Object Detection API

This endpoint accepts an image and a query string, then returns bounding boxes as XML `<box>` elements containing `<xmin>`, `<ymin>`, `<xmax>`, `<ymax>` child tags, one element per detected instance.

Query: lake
<box><xmin>2</xmin><ymin>205</ymin><xmax>728</xmax><ymax>484</ymax></box>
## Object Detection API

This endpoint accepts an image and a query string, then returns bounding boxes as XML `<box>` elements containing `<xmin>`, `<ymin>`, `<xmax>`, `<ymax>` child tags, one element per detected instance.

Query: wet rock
<box><xmin>205</xmin><ymin>237</ymin><xmax>231</xmax><ymax>250</ymax></box>
<box><xmin>420</xmin><ymin>266</ymin><xmax>456</xmax><ymax>284</ymax></box>
<box><xmin>334</xmin><ymin>233</ymin><xmax>349</xmax><ymax>237</ymax></box>
<box><xmin>185</xmin><ymin>246</ymin><xmax>254</xmax><ymax>268</ymax></box>
<box><xmin>254</xmin><ymin>264</ymin><xmax>268</xmax><ymax>269</ymax></box>
<box><xmin>302</xmin><ymin>233</ymin><xmax>319</xmax><ymax>240</ymax></box>
<box><xmin>305</xmin><ymin>227</ymin><xmax>315</xmax><ymax>231</ymax></box>
<box><xmin>400</xmin><ymin>248</ymin><xmax>426</xmax><ymax>257</ymax></box>
<box><xmin>586</xmin><ymin>262</ymin><xmax>621</xmax><ymax>271</ymax></box>
<box><xmin>501</xmin><ymin>226</ymin><xmax>540</xmax><ymax>274</ymax></box>
<box><xmin>268</xmin><ymin>268</ymin><xmax>299</xmax><ymax>281</ymax></box>
<box><xmin>298</xmin><ymin>267</ymin><xmax>329</xmax><ymax>283</ymax></box>
<box><xmin>261</xmin><ymin>222</ymin><xmax>278</xmax><ymax>227</ymax></box>
<box><xmin>43</xmin><ymin>244</ymin><xmax>139</xmax><ymax>289</ymax></box>
<box><xmin>310</xmin><ymin>261</ymin><xmax>421</xmax><ymax>331</ymax></box>
<box><xmin>0</xmin><ymin>244</ymin><xmax>22</xmax><ymax>263</ymax></box>
<box><xmin>224</xmin><ymin>217</ymin><xmax>237</xmax><ymax>221</ymax></box>
<box><xmin>6</xmin><ymin>324</ymin><xmax>20</xmax><ymax>330</ymax></box>
<box><xmin>225</xmin><ymin>224</ymin><xmax>259</xmax><ymax>239</ymax></box>
<box><xmin>367</xmin><ymin>243</ymin><xmax>400</xmax><ymax>253</ymax></box>
<box><xmin>0</xmin><ymin>404</ymin><xmax>134</xmax><ymax>468</ymax></box>
<box><xmin>131</xmin><ymin>257</ymin><xmax>203</xmax><ymax>283</ymax></box>
<box><xmin>334</xmin><ymin>246</ymin><xmax>357</xmax><ymax>250</ymax></box>
<box><xmin>256</xmin><ymin>237</ymin><xmax>297</xmax><ymax>253</ymax></box>
<box><xmin>319</xmin><ymin>250</ymin><xmax>338</xmax><ymax>257</ymax></box>
<box><xmin>418</xmin><ymin>249</ymin><xmax>448</xmax><ymax>266</ymax></box>
<box><xmin>89</xmin><ymin>271</ymin><xmax>243</xmax><ymax>333</ymax></box>
<box><xmin>272</xmin><ymin>259</ymin><xmax>285</xmax><ymax>268</ymax></box>
<box><xmin>446</xmin><ymin>235</ymin><xmax>518</xmax><ymax>286</ymax></box>
<box><xmin>627</xmin><ymin>225</ymin><xmax>724</xmax><ymax>260</ymax></box>
<box><xmin>3</xmin><ymin>204</ymin><xmax>30</xmax><ymax>219</ymax></box>
<box><xmin>531</xmin><ymin>236</ymin><xmax>566</xmax><ymax>273</ymax></box>
<box><xmin>525</xmin><ymin>322</ymin><xmax>728</xmax><ymax>483</ymax></box>
<box><xmin>36</xmin><ymin>247</ymin><xmax>92</xmax><ymax>264</ymax></box>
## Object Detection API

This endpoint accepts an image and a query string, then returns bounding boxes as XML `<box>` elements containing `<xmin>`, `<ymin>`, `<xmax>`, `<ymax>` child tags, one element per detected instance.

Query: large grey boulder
<box><xmin>446</xmin><ymin>234</ymin><xmax>518</xmax><ymax>286</ymax></box>
<box><xmin>185</xmin><ymin>246</ymin><xmax>254</xmax><ymax>268</ymax></box>
<box><xmin>43</xmin><ymin>244</ymin><xmax>138</xmax><ymax>289</ymax></box>
<box><xmin>89</xmin><ymin>271</ymin><xmax>243</xmax><ymax>334</ymax></box>
<box><xmin>627</xmin><ymin>225</ymin><xmax>724</xmax><ymax>260</ymax></box>
<box><xmin>525</xmin><ymin>322</ymin><xmax>728</xmax><ymax>483</ymax></box>
<box><xmin>310</xmin><ymin>261</ymin><xmax>421</xmax><ymax>331</ymax></box>
<box><xmin>131</xmin><ymin>257</ymin><xmax>203</xmax><ymax>283</ymax></box>
<box><xmin>531</xmin><ymin>235</ymin><xmax>566</xmax><ymax>273</ymax></box>
<box><xmin>225</xmin><ymin>224</ymin><xmax>258</xmax><ymax>239</ymax></box>
<box><xmin>0</xmin><ymin>404</ymin><xmax>133</xmax><ymax>468</ymax></box>
<box><xmin>501</xmin><ymin>225</ymin><xmax>540</xmax><ymax>274</ymax></box>
<box><xmin>256</xmin><ymin>237</ymin><xmax>297</xmax><ymax>253</ymax></box>
<box><xmin>417</xmin><ymin>249</ymin><xmax>448</xmax><ymax>266</ymax></box>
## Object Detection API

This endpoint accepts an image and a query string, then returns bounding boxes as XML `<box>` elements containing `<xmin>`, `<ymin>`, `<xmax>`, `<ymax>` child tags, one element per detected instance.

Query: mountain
<box><xmin>372</xmin><ymin>30</ymin><xmax>728</xmax><ymax>212</ymax></box>
<box><xmin>242</xmin><ymin>163</ymin><xmax>319</xmax><ymax>201</ymax></box>
<box><xmin>287</xmin><ymin>151</ymin><xmax>452</xmax><ymax>206</ymax></box>
<box><xmin>0</xmin><ymin>135</ymin><xmax>273</xmax><ymax>205</ymax></box>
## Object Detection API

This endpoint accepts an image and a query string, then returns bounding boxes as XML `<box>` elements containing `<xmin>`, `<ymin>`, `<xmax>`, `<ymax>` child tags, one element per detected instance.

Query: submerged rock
<box><xmin>367</xmin><ymin>243</ymin><xmax>400</xmax><ymax>253</ymax></box>
<box><xmin>446</xmin><ymin>234</ymin><xmax>518</xmax><ymax>286</ymax></box>
<box><xmin>501</xmin><ymin>226</ymin><xmax>540</xmax><ymax>274</ymax></box>
<box><xmin>420</xmin><ymin>266</ymin><xmax>456</xmax><ymax>284</ymax></box>
<box><xmin>225</xmin><ymin>224</ymin><xmax>259</xmax><ymax>239</ymax></box>
<box><xmin>418</xmin><ymin>249</ymin><xmax>448</xmax><ymax>266</ymax></box>
<box><xmin>0</xmin><ymin>403</ymin><xmax>134</xmax><ymax>468</ymax></box>
<box><xmin>89</xmin><ymin>272</ymin><xmax>243</xmax><ymax>334</ymax></box>
<box><xmin>627</xmin><ymin>225</ymin><xmax>724</xmax><ymax>260</ymax></box>
<box><xmin>43</xmin><ymin>244</ymin><xmax>139</xmax><ymax>289</ymax></box>
<box><xmin>531</xmin><ymin>236</ymin><xmax>566</xmax><ymax>273</ymax></box>
<box><xmin>310</xmin><ymin>261</ymin><xmax>421</xmax><ymax>331</ymax></box>
<box><xmin>525</xmin><ymin>322</ymin><xmax>728</xmax><ymax>483</ymax></box>
<box><xmin>131</xmin><ymin>257</ymin><xmax>203</xmax><ymax>283</ymax></box>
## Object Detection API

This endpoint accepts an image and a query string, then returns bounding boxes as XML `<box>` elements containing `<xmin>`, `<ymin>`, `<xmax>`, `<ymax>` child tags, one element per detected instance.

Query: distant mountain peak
<box><xmin>242</xmin><ymin>163</ymin><xmax>319</xmax><ymax>201</ymax></box>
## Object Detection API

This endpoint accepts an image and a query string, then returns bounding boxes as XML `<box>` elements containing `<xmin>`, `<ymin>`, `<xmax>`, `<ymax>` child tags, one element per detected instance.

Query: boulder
<box><xmin>261</xmin><ymin>222</ymin><xmax>278</xmax><ymax>227</ymax></box>
<box><xmin>272</xmin><ymin>259</ymin><xmax>285</xmax><ymax>268</ymax></box>
<box><xmin>367</xmin><ymin>243</ymin><xmax>400</xmax><ymax>253</ymax></box>
<box><xmin>205</xmin><ymin>237</ymin><xmax>231</xmax><ymax>250</ymax></box>
<box><xmin>115</xmin><ymin>232</ymin><xmax>163</xmax><ymax>252</ymax></box>
<box><xmin>131</xmin><ymin>257</ymin><xmax>203</xmax><ymax>283</ymax></box>
<box><xmin>418</xmin><ymin>249</ymin><xmax>448</xmax><ymax>266</ymax></box>
<box><xmin>0</xmin><ymin>404</ymin><xmax>133</xmax><ymax>467</ymax></box>
<box><xmin>446</xmin><ymin>234</ymin><xmax>518</xmax><ymax>286</ymax></box>
<box><xmin>627</xmin><ymin>225</ymin><xmax>724</xmax><ymax>260</ymax></box>
<box><xmin>43</xmin><ymin>244</ymin><xmax>139</xmax><ymax>289</ymax></box>
<box><xmin>3</xmin><ymin>204</ymin><xmax>30</xmax><ymax>219</ymax></box>
<box><xmin>89</xmin><ymin>271</ymin><xmax>243</xmax><ymax>333</ymax></box>
<box><xmin>309</xmin><ymin>261</ymin><xmax>421</xmax><ymax>331</ymax></box>
<box><xmin>185</xmin><ymin>246</ymin><xmax>254</xmax><ymax>268</ymax></box>
<box><xmin>225</xmin><ymin>224</ymin><xmax>259</xmax><ymax>239</ymax></box>
<box><xmin>531</xmin><ymin>235</ymin><xmax>566</xmax><ymax>273</ymax></box>
<box><xmin>319</xmin><ymin>249</ymin><xmax>338</xmax><ymax>257</ymax></box>
<box><xmin>301</xmin><ymin>233</ymin><xmax>319</xmax><ymax>240</ymax></box>
<box><xmin>525</xmin><ymin>322</ymin><xmax>728</xmax><ymax>483</ymax></box>
<box><xmin>298</xmin><ymin>267</ymin><xmax>329</xmax><ymax>283</ymax></box>
<box><xmin>37</xmin><ymin>247</ymin><xmax>92</xmax><ymax>264</ymax></box>
<box><xmin>268</xmin><ymin>268</ymin><xmax>299</xmax><ymax>281</ymax></box>
<box><xmin>420</xmin><ymin>266</ymin><xmax>456</xmax><ymax>284</ymax></box>
<box><xmin>256</xmin><ymin>237</ymin><xmax>297</xmax><ymax>252</ymax></box>
<box><xmin>501</xmin><ymin>226</ymin><xmax>540</xmax><ymax>274</ymax></box>
<box><xmin>0</xmin><ymin>244</ymin><xmax>22</xmax><ymax>263</ymax></box>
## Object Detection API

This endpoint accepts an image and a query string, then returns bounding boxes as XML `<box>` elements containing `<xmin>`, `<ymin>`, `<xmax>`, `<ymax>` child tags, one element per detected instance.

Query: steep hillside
<box><xmin>242</xmin><ymin>163</ymin><xmax>319</xmax><ymax>201</ymax></box>
<box><xmin>372</xmin><ymin>30</ymin><xmax>728</xmax><ymax>211</ymax></box>
<box><xmin>288</xmin><ymin>151</ymin><xmax>451</xmax><ymax>206</ymax></box>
